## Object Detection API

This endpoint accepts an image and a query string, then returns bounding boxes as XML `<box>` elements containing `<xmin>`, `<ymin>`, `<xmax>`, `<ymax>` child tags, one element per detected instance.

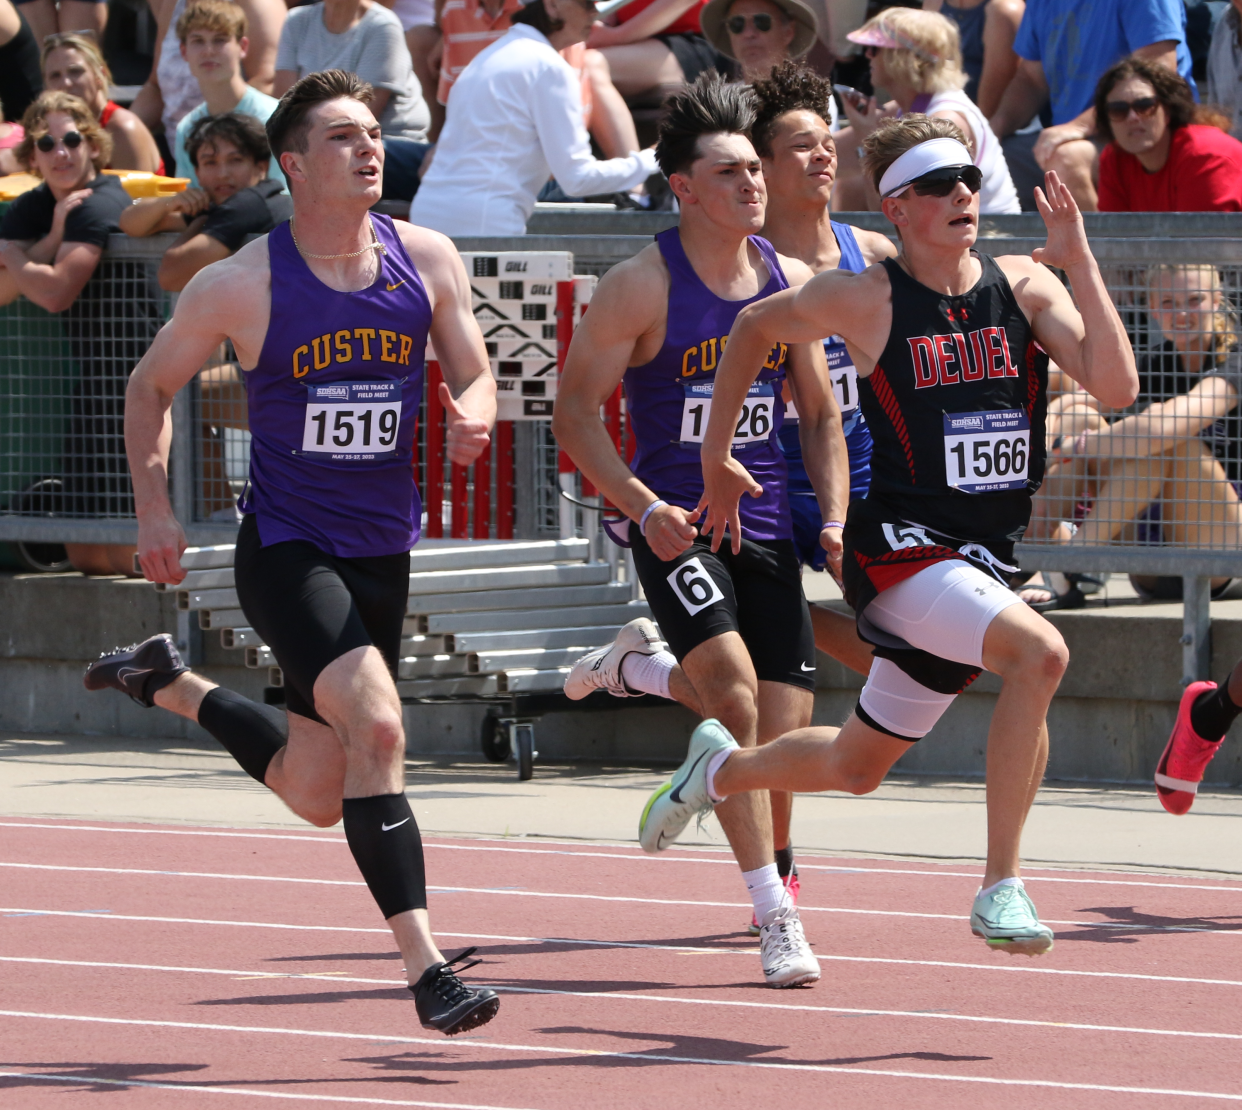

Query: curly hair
<box><xmin>17</xmin><ymin>90</ymin><xmax>112</xmax><ymax>175</ymax></box>
<box><xmin>750</xmin><ymin>62</ymin><xmax>834</xmax><ymax>159</ymax></box>
<box><xmin>1094</xmin><ymin>54</ymin><xmax>1229</xmax><ymax>144</ymax></box>
<box><xmin>655</xmin><ymin>71</ymin><xmax>757</xmax><ymax>178</ymax></box>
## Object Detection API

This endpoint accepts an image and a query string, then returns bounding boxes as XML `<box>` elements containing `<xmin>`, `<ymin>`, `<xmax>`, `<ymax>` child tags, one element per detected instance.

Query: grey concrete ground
<box><xmin>2</xmin><ymin>729</ymin><xmax>1241</xmax><ymax>879</ymax></box>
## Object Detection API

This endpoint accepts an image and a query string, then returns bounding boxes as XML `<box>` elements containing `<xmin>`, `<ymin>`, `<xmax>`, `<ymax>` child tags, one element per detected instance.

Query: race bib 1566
<box><xmin>943</xmin><ymin>409</ymin><xmax>1030</xmax><ymax>493</ymax></box>
<box><xmin>302</xmin><ymin>381</ymin><xmax>402</xmax><ymax>461</ymax></box>
<box><xmin>680</xmin><ymin>381</ymin><xmax>775</xmax><ymax>449</ymax></box>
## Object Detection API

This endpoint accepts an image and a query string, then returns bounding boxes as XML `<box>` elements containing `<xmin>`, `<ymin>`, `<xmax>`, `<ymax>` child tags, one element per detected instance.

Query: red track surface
<box><xmin>1</xmin><ymin>817</ymin><xmax>1240</xmax><ymax>1108</ymax></box>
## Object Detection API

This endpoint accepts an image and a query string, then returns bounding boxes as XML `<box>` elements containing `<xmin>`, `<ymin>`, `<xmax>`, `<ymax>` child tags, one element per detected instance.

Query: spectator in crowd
<box><xmin>132</xmin><ymin>0</ymin><xmax>284</xmax><ymax>151</ymax></box>
<box><xmin>0</xmin><ymin>91</ymin><xmax>161</xmax><ymax>576</ymax></box>
<box><xmin>411</xmin><ymin>0</ymin><xmax>658</xmax><ymax>234</ymax></box>
<box><xmin>436</xmin><ymin>0</ymin><xmax>638</xmax><ymax>158</ymax></box>
<box><xmin>122</xmin><ymin>112</ymin><xmax>291</xmax><ymax>289</ymax></box>
<box><xmin>0</xmin><ymin>0</ymin><xmax>41</xmax><ymax>125</ymax></box>
<box><xmin>42</xmin><ymin>33</ymin><xmax>164</xmax><ymax>172</ymax></box>
<box><xmin>1026</xmin><ymin>263</ymin><xmax>1242</xmax><ymax>605</ymax></box>
<box><xmin>275</xmin><ymin>0</ymin><xmax>431</xmax><ymax>198</ymax></box>
<box><xmin>382</xmin><ymin>0</ymin><xmax>444</xmax><ymax>139</ymax></box>
<box><xmin>699</xmin><ymin>0</ymin><xmax>820</xmax><ymax>84</ymax></box>
<box><xmin>1096</xmin><ymin>55</ymin><xmax>1242</xmax><ymax>212</ymax></box>
<box><xmin>173</xmin><ymin>0</ymin><xmax>285</xmax><ymax>191</ymax></box>
<box><xmin>588</xmin><ymin>0</ymin><xmax>724</xmax><ymax>99</ymax></box>
<box><xmin>1207</xmin><ymin>0</ymin><xmax>1242</xmax><ymax>140</ymax></box>
<box><xmin>924</xmin><ymin>0</ymin><xmax>1024</xmax><ymax>117</ymax></box>
<box><xmin>830</xmin><ymin>7</ymin><xmax>1019</xmax><ymax>212</ymax></box>
<box><xmin>0</xmin><ymin>103</ymin><xmax>23</xmax><ymax>175</ymax></box>
<box><xmin>988</xmin><ymin>0</ymin><xmax>1194</xmax><ymax>212</ymax></box>
<box><xmin>15</xmin><ymin>0</ymin><xmax>104</xmax><ymax>45</ymax></box>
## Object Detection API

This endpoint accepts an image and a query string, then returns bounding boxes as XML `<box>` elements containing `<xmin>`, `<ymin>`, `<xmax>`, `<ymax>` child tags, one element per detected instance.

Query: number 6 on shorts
<box><xmin>667</xmin><ymin>557</ymin><xmax>725</xmax><ymax>616</ymax></box>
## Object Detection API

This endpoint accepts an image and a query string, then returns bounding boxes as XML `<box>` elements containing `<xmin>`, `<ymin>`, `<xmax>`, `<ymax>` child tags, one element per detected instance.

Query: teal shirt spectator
<box><xmin>1013</xmin><ymin>0</ymin><xmax>1196</xmax><ymax>125</ymax></box>
<box><xmin>174</xmin><ymin>87</ymin><xmax>287</xmax><ymax>192</ymax></box>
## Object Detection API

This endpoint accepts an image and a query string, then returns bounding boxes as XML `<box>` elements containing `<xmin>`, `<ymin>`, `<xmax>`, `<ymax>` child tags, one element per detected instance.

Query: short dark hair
<box><xmin>655</xmin><ymin>71</ymin><xmax>757</xmax><ymax>178</ymax></box>
<box><xmin>510</xmin><ymin>0</ymin><xmax>564</xmax><ymax>36</ymax></box>
<box><xmin>266</xmin><ymin>69</ymin><xmax>374</xmax><ymax>161</ymax></box>
<box><xmin>750</xmin><ymin>62</ymin><xmax>834</xmax><ymax>159</ymax></box>
<box><xmin>186</xmin><ymin>111</ymin><xmax>271</xmax><ymax>169</ymax></box>
<box><xmin>1093</xmin><ymin>54</ymin><xmax>1221</xmax><ymax>144</ymax></box>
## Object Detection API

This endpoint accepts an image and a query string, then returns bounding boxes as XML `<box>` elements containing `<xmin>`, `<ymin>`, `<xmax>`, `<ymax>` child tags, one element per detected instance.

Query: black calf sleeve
<box><xmin>1190</xmin><ymin>683</ymin><xmax>1242</xmax><ymax>744</ymax></box>
<box><xmin>197</xmin><ymin>687</ymin><xmax>288</xmax><ymax>784</ymax></box>
<box><xmin>342</xmin><ymin>793</ymin><xmax>427</xmax><ymax>920</ymax></box>
<box><xmin>774</xmin><ymin>844</ymin><xmax>795</xmax><ymax>880</ymax></box>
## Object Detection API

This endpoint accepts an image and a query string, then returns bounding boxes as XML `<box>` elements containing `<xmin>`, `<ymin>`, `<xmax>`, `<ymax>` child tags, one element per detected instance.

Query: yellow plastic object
<box><xmin>0</xmin><ymin>173</ymin><xmax>41</xmax><ymax>201</ymax></box>
<box><xmin>102</xmin><ymin>169</ymin><xmax>190</xmax><ymax>197</ymax></box>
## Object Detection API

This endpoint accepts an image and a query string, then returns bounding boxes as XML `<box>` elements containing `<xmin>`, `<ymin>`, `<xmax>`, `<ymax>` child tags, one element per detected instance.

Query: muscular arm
<box><xmin>976</xmin><ymin>0</ymin><xmax>1024</xmax><ymax>120</ymax></box>
<box><xmin>236</xmin><ymin>0</ymin><xmax>286</xmax><ymax>93</ymax></box>
<box><xmin>989</xmin><ymin>57</ymin><xmax>1047</xmax><ymax>139</ymax></box>
<box><xmin>1078</xmin><ymin>377</ymin><xmax>1237</xmax><ymax>460</ymax></box>
<box><xmin>0</xmin><ymin>239</ymin><xmax>102</xmax><ymax>312</ymax></box>
<box><xmin>854</xmin><ymin>228</ymin><xmax>897</xmax><ymax>264</ymax></box>
<box><xmin>1001</xmin><ymin>172</ymin><xmax>1137</xmax><ymax>408</ymax></box>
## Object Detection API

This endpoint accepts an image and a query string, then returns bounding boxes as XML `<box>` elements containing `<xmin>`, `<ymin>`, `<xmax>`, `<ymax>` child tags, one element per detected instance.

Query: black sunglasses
<box><xmin>727</xmin><ymin>13</ymin><xmax>774</xmax><ymax>32</ymax></box>
<box><xmin>1105</xmin><ymin>96</ymin><xmax>1159</xmax><ymax>123</ymax></box>
<box><xmin>906</xmin><ymin>164</ymin><xmax>982</xmax><ymax>197</ymax></box>
<box><xmin>35</xmin><ymin>130</ymin><xmax>83</xmax><ymax>153</ymax></box>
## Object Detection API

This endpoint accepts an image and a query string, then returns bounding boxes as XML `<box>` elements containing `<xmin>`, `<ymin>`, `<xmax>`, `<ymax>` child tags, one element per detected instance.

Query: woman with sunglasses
<box><xmin>698</xmin><ymin>0</ymin><xmax>818</xmax><ymax>84</ymax></box>
<box><xmin>0</xmin><ymin>91</ymin><xmax>153</xmax><ymax>576</ymax></box>
<box><xmin>1095</xmin><ymin>54</ymin><xmax>1242</xmax><ymax>213</ymax></box>
<box><xmin>831</xmin><ymin>6</ymin><xmax>1019</xmax><ymax>215</ymax></box>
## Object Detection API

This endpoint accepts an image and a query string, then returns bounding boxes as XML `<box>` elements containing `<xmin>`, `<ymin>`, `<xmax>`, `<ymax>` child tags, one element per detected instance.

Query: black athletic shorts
<box><xmin>629</xmin><ymin>522</ymin><xmax>816</xmax><ymax>691</ymax></box>
<box><xmin>233</xmin><ymin>513</ymin><xmax>410</xmax><ymax>723</ymax></box>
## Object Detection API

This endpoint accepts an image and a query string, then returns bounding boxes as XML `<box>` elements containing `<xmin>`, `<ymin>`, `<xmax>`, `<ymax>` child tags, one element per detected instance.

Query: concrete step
<box><xmin>419</xmin><ymin>599</ymin><xmax>650</xmax><ymax>635</ymax></box>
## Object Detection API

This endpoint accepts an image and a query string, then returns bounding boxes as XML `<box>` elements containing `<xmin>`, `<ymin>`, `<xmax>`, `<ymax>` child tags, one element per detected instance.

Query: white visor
<box><xmin>877</xmin><ymin>137</ymin><xmax>974</xmax><ymax>199</ymax></box>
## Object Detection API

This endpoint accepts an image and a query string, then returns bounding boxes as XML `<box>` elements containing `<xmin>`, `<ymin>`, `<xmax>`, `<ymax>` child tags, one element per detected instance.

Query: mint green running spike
<box><xmin>970</xmin><ymin>882</ymin><xmax>1054</xmax><ymax>957</ymax></box>
<box><xmin>637</xmin><ymin>718</ymin><xmax>737</xmax><ymax>854</ymax></box>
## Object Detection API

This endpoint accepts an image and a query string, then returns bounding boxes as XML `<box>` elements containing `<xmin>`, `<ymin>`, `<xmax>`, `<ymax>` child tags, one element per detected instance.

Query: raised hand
<box><xmin>440</xmin><ymin>380</ymin><xmax>490</xmax><ymax>465</ymax></box>
<box><xmin>696</xmin><ymin>452</ymin><xmax>762</xmax><ymax>555</ymax></box>
<box><xmin>1032</xmin><ymin>170</ymin><xmax>1090</xmax><ymax>271</ymax></box>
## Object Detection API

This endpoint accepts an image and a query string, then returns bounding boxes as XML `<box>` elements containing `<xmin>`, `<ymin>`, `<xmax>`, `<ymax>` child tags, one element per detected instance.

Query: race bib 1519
<box><xmin>302</xmin><ymin>381</ymin><xmax>402</xmax><ymax>461</ymax></box>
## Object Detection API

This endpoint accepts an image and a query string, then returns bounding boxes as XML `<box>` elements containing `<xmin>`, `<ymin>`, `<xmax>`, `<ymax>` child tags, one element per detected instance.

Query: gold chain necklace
<box><xmin>290</xmin><ymin>215</ymin><xmax>387</xmax><ymax>260</ymax></box>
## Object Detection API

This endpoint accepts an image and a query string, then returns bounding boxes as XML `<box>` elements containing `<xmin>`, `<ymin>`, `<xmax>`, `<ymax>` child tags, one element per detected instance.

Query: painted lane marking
<box><xmin>0</xmin><ymin>863</ymin><xmax>1231</xmax><ymax>935</ymax></box>
<box><xmin>1</xmin><ymin>954</ymin><xmax>1239</xmax><ymax>1042</ymax></box>
<box><xmin>3</xmin><ymin>907</ymin><xmax>1242</xmax><ymax>987</ymax></box>
<box><xmin>0</xmin><ymin>1071</ymin><xmax>539</xmax><ymax>1109</ymax></box>
<box><xmin>2</xmin><ymin>821</ymin><xmax>1239</xmax><ymax>893</ymax></box>
<box><xmin>0</xmin><ymin>1010</ymin><xmax>1240</xmax><ymax>1101</ymax></box>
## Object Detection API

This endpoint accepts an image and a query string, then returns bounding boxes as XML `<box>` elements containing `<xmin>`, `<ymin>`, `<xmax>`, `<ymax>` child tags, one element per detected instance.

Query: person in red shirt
<box><xmin>1096</xmin><ymin>53</ymin><xmax>1242</xmax><ymax>212</ymax></box>
<box><xmin>589</xmin><ymin>0</ymin><xmax>726</xmax><ymax>98</ymax></box>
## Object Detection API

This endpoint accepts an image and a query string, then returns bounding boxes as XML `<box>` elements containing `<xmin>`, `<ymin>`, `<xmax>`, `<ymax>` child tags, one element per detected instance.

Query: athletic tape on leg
<box><xmin>197</xmin><ymin>688</ymin><xmax>288</xmax><ymax>784</ymax></box>
<box><xmin>342</xmin><ymin>793</ymin><xmax>428</xmax><ymax>919</ymax></box>
<box><xmin>857</xmin><ymin>657</ymin><xmax>957</xmax><ymax>740</ymax></box>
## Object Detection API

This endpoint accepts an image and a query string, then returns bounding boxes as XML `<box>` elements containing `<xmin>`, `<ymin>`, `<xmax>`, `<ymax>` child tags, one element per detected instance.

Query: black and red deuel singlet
<box><xmin>859</xmin><ymin>250</ymin><xmax>1049</xmax><ymax>543</ymax></box>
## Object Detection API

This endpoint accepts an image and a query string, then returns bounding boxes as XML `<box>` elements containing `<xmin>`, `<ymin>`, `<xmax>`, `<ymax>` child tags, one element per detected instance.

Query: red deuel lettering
<box><xmin>998</xmin><ymin>328</ymin><xmax>1018</xmax><ymax>377</ymax></box>
<box><xmin>908</xmin><ymin>336</ymin><xmax>938</xmax><ymax>389</ymax></box>
<box><xmin>933</xmin><ymin>334</ymin><xmax>959</xmax><ymax>385</ymax></box>
<box><xmin>983</xmin><ymin>327</ymin><xmax>1008</xmax><ymax>378</ymax></box>
<box><xmin>965</xmin><ymin>330</ymin><xmax>986</xmax><ymax>382</ymax></box>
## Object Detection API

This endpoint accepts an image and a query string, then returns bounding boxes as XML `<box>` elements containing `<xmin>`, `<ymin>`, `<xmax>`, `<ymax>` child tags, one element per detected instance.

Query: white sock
<box><xmin>620</xmin><ymin>649</ymin><xmax>675</xmax><ymax>698</ymax></box>
<box><xmin>704</xmin><ymin>746</ymin><xmax>733</xmax><ymax>803</ymax></box>
<box><xmin>978</xmin><ymin>877</ymin><xmax>1024</xmax><ymax>899</ymax></box>
<box><xmin>744</xmin><ymin>863</ymin><xmax>786</xmax><ymax>924</ymax></box>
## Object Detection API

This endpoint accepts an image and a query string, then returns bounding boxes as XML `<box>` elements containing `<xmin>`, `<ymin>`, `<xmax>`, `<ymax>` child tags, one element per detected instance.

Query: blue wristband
<box><xmin>821</xmin><ymin>521</ymin><xmax>845</xmax><ymax>531</ymax></box>
<box><xmin>639</xmin><ymin>499</ymin><xmax>667</xmax><ymax>537</ymax></box>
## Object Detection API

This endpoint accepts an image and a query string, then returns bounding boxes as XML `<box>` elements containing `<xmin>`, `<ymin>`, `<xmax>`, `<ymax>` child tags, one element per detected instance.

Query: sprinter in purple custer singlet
<box><xmin>642</xmin><ymin>117</ymin><xmax>1139</xmax><ymax>960</ymax></box>
<box><xmin>554</xmin><ymin>74</ymin><xmax>850</xmax><ymax>989</ymax></box>
<box><xmin>83</xmin><ymin>70</ymin><xmax>503</xmax><ymax>1036</ymax></box>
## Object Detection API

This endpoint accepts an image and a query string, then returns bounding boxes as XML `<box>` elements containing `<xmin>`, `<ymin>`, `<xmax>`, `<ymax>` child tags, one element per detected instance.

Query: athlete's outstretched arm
<box><xmin>553</xmin><ymin>253</ymin><xmax>700</xmax><ymax>562</ymax></box>
<box><xmin>1003</xmin><ymin>171</ymin><xmax>1138</xmax><ymax>410</ymax></box>
<box><xmin>400</xmin><ymin>227</ymin><xmax>496</xmax><ymax>466</ymax></box>
<box><xmin>127</xmin><ymin>255</ymin><xmax>263</xmax><ymax>585</ymax></box>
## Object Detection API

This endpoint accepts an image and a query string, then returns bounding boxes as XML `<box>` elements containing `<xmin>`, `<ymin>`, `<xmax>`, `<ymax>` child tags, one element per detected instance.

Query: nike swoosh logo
<box><xmin>381</xmin><ymin>818</ymin><xmax>410</xmax><ymax>832</ymax></box>
<box><xmin>668</xmin><ymin>750</ymin><xmax>708</xmax><ymax>804</ymax></box>
<box><xmin>117</xmin><ymin>667</ymin><xmax>152</xmax><ymax>681</ymax></box>
<box><xmin>386</xmin><ymin>280</ymin><xmax>406</xmax><ymax>291</ymax></box>
<box><xmin>800</xmin><ymin>662</ymin><xmax>815</xmax><ymax>672</ymax></box>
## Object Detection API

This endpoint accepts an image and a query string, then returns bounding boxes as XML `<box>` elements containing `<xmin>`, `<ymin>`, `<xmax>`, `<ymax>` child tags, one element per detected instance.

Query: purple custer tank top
<box><xmin>624</xmin><ymin>226</ymin><xmax>793</xmax><ymax>540</ymax></box>
<box><xmin>241</xmin><ymin>214</ymin><xmax>431</xmax><ymax>558</ymax></box>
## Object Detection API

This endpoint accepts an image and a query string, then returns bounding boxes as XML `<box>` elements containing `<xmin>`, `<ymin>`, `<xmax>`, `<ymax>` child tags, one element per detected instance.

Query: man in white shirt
<box><xmin>409</xmin><ymin>0</ymin><xmax>658</xmax><ymax>236</ymax></box>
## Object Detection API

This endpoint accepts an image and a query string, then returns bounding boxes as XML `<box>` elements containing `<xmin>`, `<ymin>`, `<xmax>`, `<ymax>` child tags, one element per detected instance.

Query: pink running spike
<box><xmin>1155</xmin><ymin>680</ymin><xmax>1225</xmax><ymax>816</ymax></box>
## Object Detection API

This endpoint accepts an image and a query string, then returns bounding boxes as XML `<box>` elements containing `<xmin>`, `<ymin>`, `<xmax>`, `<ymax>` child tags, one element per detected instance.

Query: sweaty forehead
<box><xmin>694</xmin><ymin>131</ymin><xmax>759</xmax><ymax>165</ymax></box>
<box><xmin>310</xmin><ymin>99</ymin><xmax>379</xmax><ymax>133</ymax></box>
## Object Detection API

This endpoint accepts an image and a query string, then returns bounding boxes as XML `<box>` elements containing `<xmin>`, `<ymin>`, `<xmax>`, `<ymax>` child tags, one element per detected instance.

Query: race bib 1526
<box><xmin>680</xmin><ymin>381</ymin><xmax>775</xmax><ymax>449</ymax></box>
<box><xmin>943</xmin><ymin>409</ymin><xmax>1030</xmax><ymax>493</ymax></box>
<box><xmin>302</xmin><ymin>381</ymin><xmax>402</xmax><ymax>461</ymax></box>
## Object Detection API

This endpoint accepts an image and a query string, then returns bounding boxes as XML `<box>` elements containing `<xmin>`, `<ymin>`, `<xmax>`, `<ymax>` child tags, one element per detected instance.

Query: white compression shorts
<box><xmin>857</xmin><ymin>559</ymin><xmax>1023</xmax><ymax>739</ymax></box>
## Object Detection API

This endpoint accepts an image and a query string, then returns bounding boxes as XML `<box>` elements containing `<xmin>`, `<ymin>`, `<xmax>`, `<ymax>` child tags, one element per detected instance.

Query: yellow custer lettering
<box><xmin>334</xmin><ymin>330</ymin><xmax>353</xmax><ymax>363</ymax></box>
<box><xmin>292</xmin><ymin>344</ymin><xmax>310</xmax><ymax>378</ymax></box>
<box><xmin>379</xmin><ymin>329</ymin><xmax>397</xmax><ymax>362</ymax></box>
<box><xmin>761</xmin><ymin>341</ymin><xmax>788</xmax><ymax>371</ymax></box>
<box><xmin>354</xmin><ymin>327</ymin><xmax>376</xmax><ymax>360</ymax></box>
<box><xmin>699</xmin><ymin>337</ymin><xmax>718</xmax><ymax>374</ymax></box>
<box><xmin>311</xmin><ymin>334</ymin><xmax>331</xmax><ymax>370</ymax></box>
<box><xmin>681</xmin><ymin>346</ymin><xmax>698</xmax><ymax>377</ymax></box>
<box><xmin>398</xmin><ymin>333</ymin><xmax>413</xmax><ymax>366</ymax></box>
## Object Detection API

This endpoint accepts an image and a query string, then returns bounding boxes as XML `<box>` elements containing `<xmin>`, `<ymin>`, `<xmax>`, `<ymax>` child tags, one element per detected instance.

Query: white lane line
<box><xmin>4</xmin><ymin>907</ymin><xmax>1242</xmax><ymax>988</ymax></box>
<box><xmin>2</xmin><ymin>954</ymin><xmax>1238</xmax><ymax>1043</ymax></box>
<box><xmin>0</xmin><ymin>1008</ymin><xmax>1239</xmax><ymax>1101</ymax></box>
<box><xmin>0</xmin><ymin>863</ymin><xmax>1227</xmax><ymax>935</ymax></box>
<box><xmin>0</xmin><ymin>1071</ymin><xmax>538</xmax><ymax>1109</ymax></box>
<box><xmin>3</xmin><ymin>821</ymin><xmax>1241</xmax><ymax>893</ymax></box>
